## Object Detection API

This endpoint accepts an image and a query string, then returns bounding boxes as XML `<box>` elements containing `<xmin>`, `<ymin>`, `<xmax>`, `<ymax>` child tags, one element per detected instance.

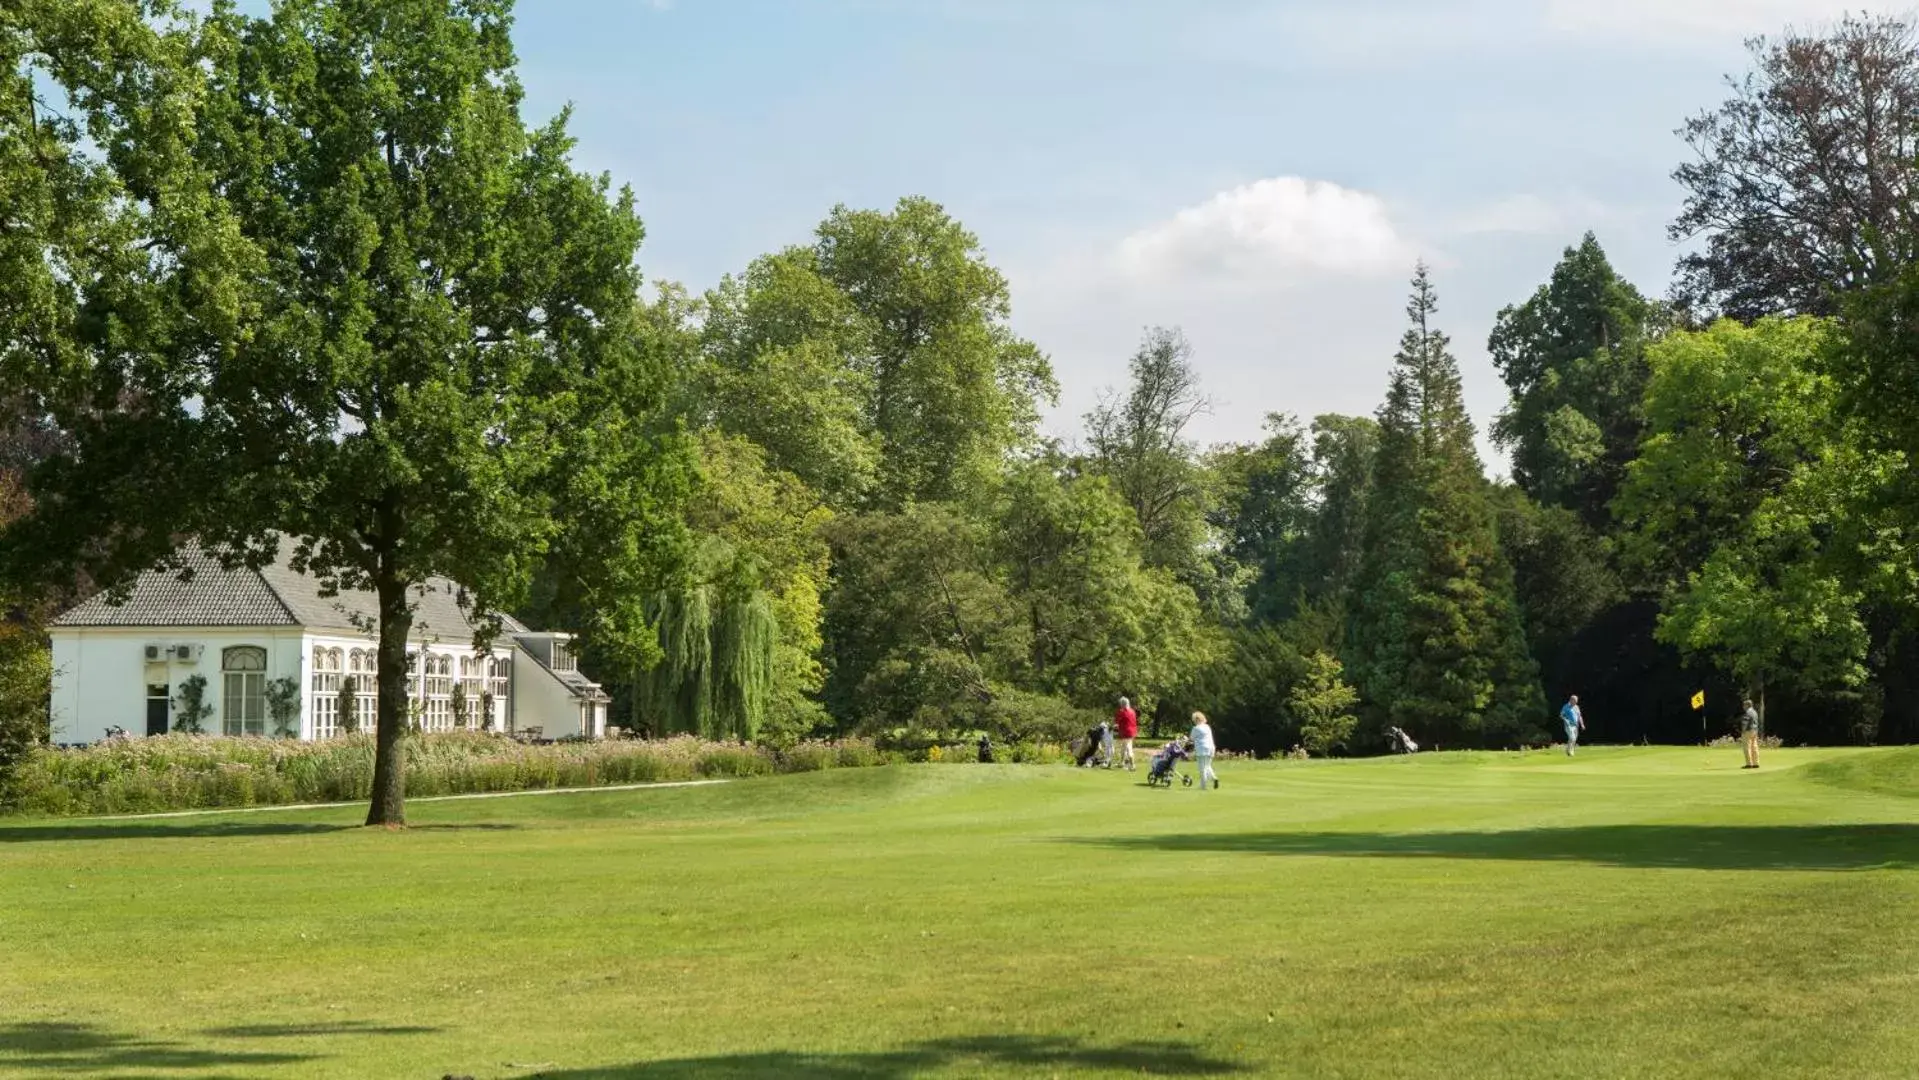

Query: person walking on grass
<box><xmin>1741</xmin><ymin>698</ymin><xmax>1761</xmax><ymax>769</ymax></box>
<box><xmin>1114</xmin><ymin>696</ymin><xmax>1139</xmax><ymax>771</ymax></box>
<box><xmin>1560</xmin><ymin>695</ymin><xmax>1585</xmax><ymax>757</ymax></box>
<box><xmin>1190</xmin><ymin>711</ymin><xmax>1218</xmax><ymax>790</ymax></box>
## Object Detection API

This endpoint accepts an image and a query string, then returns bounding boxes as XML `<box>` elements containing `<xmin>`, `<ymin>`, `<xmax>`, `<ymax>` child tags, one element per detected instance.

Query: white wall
<box><xmin>49</xmin><ymin>627</ymin><xmax>304</xmax><ymax>745</ymax></box>
<box><xmin>299</xmin><ymin>633</ymin><xmax>514</xmax><ymax>739</ymax></box>
<box><xmin>510</xmin><ymin>642</ymin><xmax>589</xmax><ymax>740</ymax></box>
<box><xmin>51</xmin><ymin>627</ymin><xmax>591</xmax><ymax>744</ymax></box>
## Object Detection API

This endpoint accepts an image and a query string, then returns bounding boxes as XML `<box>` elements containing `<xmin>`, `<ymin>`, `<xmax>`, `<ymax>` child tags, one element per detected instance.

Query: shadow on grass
<box><xmin>0</xmin><ymin>821</ymin><xmax>518</xmax><ymax>843</ymax></box>
<box><xmin>1072</xmin><ymin>824</ymin><xmax>1919</xmax><ymax>871</ymax></box>
<box><xmin>203</xmin><ymin>1021</ymin><xmax>442</xmax><ymax>1038</ymax></box>
<box><xmin>528</xmin><ymin>1036</ymin><xmax>1247</xmax><ymax>1078</ymax></box>
<box><xmin>0</xmin><ymin>1021</ymin><xmax>314</xmax><ymax>1074</ymax></box>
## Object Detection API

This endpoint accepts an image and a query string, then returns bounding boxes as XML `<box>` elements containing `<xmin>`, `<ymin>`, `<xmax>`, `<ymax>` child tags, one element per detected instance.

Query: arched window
<box><xmin>488</xmin><ymin>655</ymin><xmax>510</xmax><ymax>730</ymax></box>
<box><xmin>347</xmin><ymin>649</ymin><xmax>377</xmax><ymax>732</ymax></box>
<box><xmin>222</xmin><ymin>646</ymin><xmax>268</xmax><ymax>737</ymax></box>
<box><xmin>404</xmin><ymin>648</ymin><xmax>423</xmax><ymax>719</ymax></box>
<box><xmin>311</xmin><ymin>647</ymin><xmax>343</xmax><ymax>738</ymax></box>
<box><xmin>422</xmin><ymin>653</ymin><xmax>453</xmax><ymax>732</ymax></box>
<box><xmin>458</xmin><ymin>656</ymin><xmax>484</xmax><ymax>728</ymax></box>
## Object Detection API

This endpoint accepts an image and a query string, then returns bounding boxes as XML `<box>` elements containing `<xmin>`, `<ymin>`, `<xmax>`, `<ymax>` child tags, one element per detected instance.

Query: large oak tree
<box><xmin>3</xmin><ymin>0</ymin><xmax>689</xmax><ymax>825</ymax></box>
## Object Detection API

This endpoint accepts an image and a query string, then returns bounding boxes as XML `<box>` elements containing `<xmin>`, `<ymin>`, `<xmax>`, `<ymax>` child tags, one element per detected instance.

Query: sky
<box><xmin>507</xmin><ymin>0</ymin><xmax>1899</xmax><ymax>473</ymax></box>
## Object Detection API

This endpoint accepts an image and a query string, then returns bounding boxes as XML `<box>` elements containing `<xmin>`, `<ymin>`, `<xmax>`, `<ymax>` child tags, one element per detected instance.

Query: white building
<box><xmin>48</xmin><ymin>541</ymin><xmax>610</xmax><ymax>745</ymax></box>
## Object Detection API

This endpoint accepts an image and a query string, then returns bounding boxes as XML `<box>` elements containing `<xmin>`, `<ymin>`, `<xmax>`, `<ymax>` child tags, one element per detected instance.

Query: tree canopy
<box><xmin>1489</xmin><ymin>233</ymin><xmax>1666</xmax><ymax>525</ymax></box>
<box><xmin>1618</xmin><ymin>318</ymin><xmax>1885</xmax><ymax>725</ymax></box>
<box><xmin>16</xmin><ymin>0</ymin><xmax>1919</xmax><ymax>788</ymax></box>
<box><xmin>3</xmin><ymin>0</ymin><xmax>691</xmax><ymax>824</ymax></box>
<box><xmin>1348</xmin><ymin>267</ymin><xmax>1544</xmax><ymax>746</ymax></box>
<box><xmin>1671</xmin><ymin>13</ymin><xmax>1919</xmax><ymax>320</ymax></box>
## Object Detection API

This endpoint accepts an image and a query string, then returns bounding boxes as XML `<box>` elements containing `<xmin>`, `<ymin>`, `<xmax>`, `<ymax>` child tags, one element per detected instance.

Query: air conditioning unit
<box><xmin>144</xmin><ymin>644</ymin><xmax>164</xmax><ymax>662</ymax></box>
<box><xmin>174</xmin><ymin>644</ymin><xmax>202</xmax><ymax>663</ymax></box>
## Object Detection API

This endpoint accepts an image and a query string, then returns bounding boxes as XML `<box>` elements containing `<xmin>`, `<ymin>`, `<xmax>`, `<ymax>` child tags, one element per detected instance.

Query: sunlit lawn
<box><xmin>2</xmin><ymin>745</ymin><xmax>1916</xmax><ymax>1078</ymax></box>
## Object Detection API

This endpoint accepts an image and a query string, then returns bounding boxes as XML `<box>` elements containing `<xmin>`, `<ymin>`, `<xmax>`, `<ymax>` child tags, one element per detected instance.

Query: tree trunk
<box><xmin>365</xmin><ymin>572</ymin><xmax>414</xmax><ymax>827</ymax></box>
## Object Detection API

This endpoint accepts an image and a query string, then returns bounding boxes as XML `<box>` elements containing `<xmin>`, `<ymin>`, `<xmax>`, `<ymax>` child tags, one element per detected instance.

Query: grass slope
<box><xmin>2</xmin><ymin>746</ymin><xmax>1916</xmax><ymax>1079</ymax></box>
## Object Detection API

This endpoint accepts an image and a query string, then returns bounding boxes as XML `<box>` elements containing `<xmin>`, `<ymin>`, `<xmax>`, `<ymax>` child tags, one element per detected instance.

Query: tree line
<box><xmin>7</xmin><ymin>4</ymin><xmax>1919</xmax><ymax>823</ymax></box>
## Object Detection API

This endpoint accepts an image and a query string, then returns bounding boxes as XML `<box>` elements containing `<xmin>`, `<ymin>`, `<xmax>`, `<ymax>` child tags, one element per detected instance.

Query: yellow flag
<box><xmin>1690</xmin><ymin>691</ymin><xmax>1706</xmax><ymax>710</ymax></box>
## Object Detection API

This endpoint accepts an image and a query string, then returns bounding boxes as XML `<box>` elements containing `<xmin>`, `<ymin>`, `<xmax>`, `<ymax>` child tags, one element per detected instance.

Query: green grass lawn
<box><xmin>3</xmin><ymin>746</ymin><xmax>1916</xmax><ymax>1079</ymax></box>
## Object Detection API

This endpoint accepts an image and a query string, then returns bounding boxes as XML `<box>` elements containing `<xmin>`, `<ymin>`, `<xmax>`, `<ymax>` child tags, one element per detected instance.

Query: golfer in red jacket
<box><xmin>1114</xmin><ymin>697</ymin><xmax>1140</xmax><ymax>771</ymax></box>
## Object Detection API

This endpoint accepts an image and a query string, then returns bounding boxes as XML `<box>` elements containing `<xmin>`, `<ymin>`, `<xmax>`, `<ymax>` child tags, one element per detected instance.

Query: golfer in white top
<box><xmin>1190</xmin><ymin>711</ymin><xmax>1218</xmax><ymax>790</ymax></box>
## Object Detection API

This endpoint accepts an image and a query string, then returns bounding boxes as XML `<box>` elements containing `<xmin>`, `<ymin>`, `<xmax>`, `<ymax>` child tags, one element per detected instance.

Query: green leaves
<box><xmin>634</xmin><ymin>434</ymin><xmax>833</xmax><ymax>742</ymax></box>
<box><xmin>1619</xmin><ymin>317</ymin><xmax>1881</xmax><ymax>698</ymax></box>
<box><xmin>0</xmin><ymin>625</ymin><xmax>51</xmax><ymax>803</ymax></box>
<box><xmin>817</xmin><ymin>455</ymin><xmax>1217</xmax><ymax>739</ymax></box>
<box><xmin>1291</xmin><ymin>652</ymin><xmax>1360</xmax><ymax>757</ymax></box>
<box><xmin>1350</xmin><ymin>266</ymin><xmax>1544</xmax><ymax>746</ymax></box>
<box><xmin>1488</xmin><ymin>233</ymin><xmax>1663</xmax><ymax>524</ymax></box>
<box><xmin>3</xmin><ymin>0</ymin><xmax>692</xmax><ymax>822</ymax></box>
<box><xmin>699</xmin><ymin>249</ymin><xmax>881</xmax><ymax>508</ymax></box>
<box><xmin>700</xmin><ymin>197</ymin><xmax>1057</xmax><ymax>514</ymax></box>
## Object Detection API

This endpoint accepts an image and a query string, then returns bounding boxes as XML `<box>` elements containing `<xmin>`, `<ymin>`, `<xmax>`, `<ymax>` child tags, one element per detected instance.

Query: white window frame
<box><xmin>488</xmin><ymin>655</ymin><xmax>510</xmax><ymax>730</ymax></box>
<box><xmin>311</xmin><ymin>646</ymin><xmax>343</xmax><ymax>739</ymax></box>
<box><xmin>422</xmin><ymin>653</ymin><xmax>453</xmax><ymax>732</ymax></box>
<box><xmin>457</xmin><ymin>655</ymin><xmax>484</xmax><ymax>728</ymax></box>
<box><xmin>347</xmin><ymin>648</ymin><xmax>377</xmax><ymax>732</ymax></box>
<box><xmin>221</xmin><ymin>646</ymin><xmax>268</xmax><ymax>737</ymax></box>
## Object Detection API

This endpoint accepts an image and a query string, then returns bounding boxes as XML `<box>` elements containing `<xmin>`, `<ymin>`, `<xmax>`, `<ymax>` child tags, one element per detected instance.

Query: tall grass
<box><xmin>5</xmin><ymin>733</ymin><xmax>903</xmax><ymax>817</ymax></box>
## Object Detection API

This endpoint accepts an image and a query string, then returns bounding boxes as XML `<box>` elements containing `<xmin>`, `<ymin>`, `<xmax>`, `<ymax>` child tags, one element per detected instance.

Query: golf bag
<box><xmin>1075</xmin><ymin>722</ymin><xmax>1111</xmax><ymax>767</ymax></box>
<box><xmin>1387</xmin><ymin>726</ymin><xmax>1419</xmax><ymax>755</ymax></box>
<box><xmin>1146</xmin><ymin>739</ymin><xmax>1192</xmax><ymax>787</ymax></box>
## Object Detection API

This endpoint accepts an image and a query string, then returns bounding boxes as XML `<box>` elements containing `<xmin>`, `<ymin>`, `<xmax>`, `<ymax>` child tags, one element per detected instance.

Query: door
<box><xmin>146</xmin><ymin>684</ymin><xmax>170</xmax><ymax>736</ymax></box>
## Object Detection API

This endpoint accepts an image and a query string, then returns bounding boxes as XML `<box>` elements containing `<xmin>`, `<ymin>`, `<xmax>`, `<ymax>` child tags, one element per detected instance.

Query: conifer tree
<box><xmin>1349</xmin><ymin>266</ymin><xmax>1545</xmax><ymax>746</ymax></box>
<box><xmin>1488</xmin><ymin>233</ymin><xmax>1665</xmax><ymax>526</ymax></box>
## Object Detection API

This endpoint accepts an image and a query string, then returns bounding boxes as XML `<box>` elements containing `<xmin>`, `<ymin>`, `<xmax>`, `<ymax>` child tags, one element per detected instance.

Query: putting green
<box><xmin>1</xmin><ymin>746</ymin><xmax>1915</xmax><ymax>1078</ymax></box>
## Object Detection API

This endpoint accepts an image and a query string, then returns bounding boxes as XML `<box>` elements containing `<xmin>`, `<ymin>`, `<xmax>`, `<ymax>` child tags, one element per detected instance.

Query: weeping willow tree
<box><xmin>630</xmin><ymin>433</ymin><xmax>831</xmax><ymax>741</ymax></box>
<box><xmin>636</xmin><ymin>577</ymin><xmax>778</xmax><ymax>740</ymax></box>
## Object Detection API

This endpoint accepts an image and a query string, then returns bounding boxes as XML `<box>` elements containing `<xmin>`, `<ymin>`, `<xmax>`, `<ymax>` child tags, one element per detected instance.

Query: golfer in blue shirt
<box><xmin>1560</xmin><ymin>695</ymin><xmax>1584</xmax><ymax>757</ymax></box>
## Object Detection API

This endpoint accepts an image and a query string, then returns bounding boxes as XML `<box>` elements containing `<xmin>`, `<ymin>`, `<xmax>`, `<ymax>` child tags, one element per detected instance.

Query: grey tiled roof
<box><xmin>542</xmin><ymin>665</ymin><xmax>611</xmax><ymax>702</ymax></box>
<box><xmin>52</xmin><ymin>547</ymin><xmax>297</xmax><ymax>628</ymax></box>
<box><xmin>53</xmin><ymin>537</ymin><xmax>533</xmax><ymax>642</ymax></box>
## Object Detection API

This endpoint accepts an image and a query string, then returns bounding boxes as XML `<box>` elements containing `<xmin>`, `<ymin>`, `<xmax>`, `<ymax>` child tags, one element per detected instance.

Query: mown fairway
<box><xmin>2</xmin><ymin>747</ymin><xmax>1917</xmax><ymax>1079</ymax></box>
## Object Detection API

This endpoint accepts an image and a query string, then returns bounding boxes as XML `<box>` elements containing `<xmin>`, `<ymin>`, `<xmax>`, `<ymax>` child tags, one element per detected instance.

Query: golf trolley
<box><xmin>1145</xmin><ymin>740</ymin><xmax>1194</xmax><ymax>787</ymax></box>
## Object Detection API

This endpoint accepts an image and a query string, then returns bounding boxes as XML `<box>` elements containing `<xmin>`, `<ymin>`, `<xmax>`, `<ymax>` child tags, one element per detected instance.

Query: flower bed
<box><xmin>5</xmin><ymin>733</ymin><xmax>882</xmax><ymax>816</ymax></box>
<box><xmin>4</xmin><ymin>732</ymin><xmax>1082</xmax><ymax>817</ymax></box>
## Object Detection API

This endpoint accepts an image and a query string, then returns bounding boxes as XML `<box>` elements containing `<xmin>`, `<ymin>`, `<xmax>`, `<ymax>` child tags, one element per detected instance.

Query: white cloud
<box><xmin>1114</xmin><ymin>177</ymin><xmax>1421</xmax><ymax>285</ymax></box>
<box><xmin>999</xmin><ymin>181</ymin><xmax>1603</xmax><ymax>473</ymax></box>
<box><xmin>1545</xmin><ymin>0</ymin><xmax>1877</xmax><ymax>38</ymax></box>
<box><xmin>1446</xmin><ymin>191</ymin><xmax>1620</xmax><ymax>236</ymax></box>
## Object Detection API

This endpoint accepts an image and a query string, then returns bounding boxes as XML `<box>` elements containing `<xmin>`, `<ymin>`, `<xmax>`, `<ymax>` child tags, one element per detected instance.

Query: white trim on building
<box><xmin>46</xmin><ymin>539</ymin><xmax>610</xmax><ymax>745</ymax></box>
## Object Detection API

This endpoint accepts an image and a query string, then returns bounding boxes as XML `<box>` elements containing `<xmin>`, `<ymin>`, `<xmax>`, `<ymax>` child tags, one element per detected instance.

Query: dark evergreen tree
<box><xmin>1294</xmin><ymin>414</ymin><xmax>1379</xmax><ymax>621</ymax></box>
<box><xmin>1349</xmin><ymin>266</ymin><xmax>1545</xmax><ymax>747</ymax></box>
<box><xmin>1488</xmin><ymin>233</ymin><xmax>1666</xmax><ymax>528</ymax></box>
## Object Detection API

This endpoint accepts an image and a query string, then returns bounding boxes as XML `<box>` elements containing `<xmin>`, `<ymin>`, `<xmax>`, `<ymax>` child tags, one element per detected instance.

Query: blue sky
<box><xmin>508</xmin><ymin>0</ymin><xmax>1891</xmax><ymax>469</ymax></box>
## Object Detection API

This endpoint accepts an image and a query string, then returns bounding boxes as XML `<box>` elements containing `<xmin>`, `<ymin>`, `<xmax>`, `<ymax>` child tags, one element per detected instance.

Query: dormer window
<box><xmin>552</xmin><ymin>641</ymin><xmax>576</xmax><ymax>672</ymax></box>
